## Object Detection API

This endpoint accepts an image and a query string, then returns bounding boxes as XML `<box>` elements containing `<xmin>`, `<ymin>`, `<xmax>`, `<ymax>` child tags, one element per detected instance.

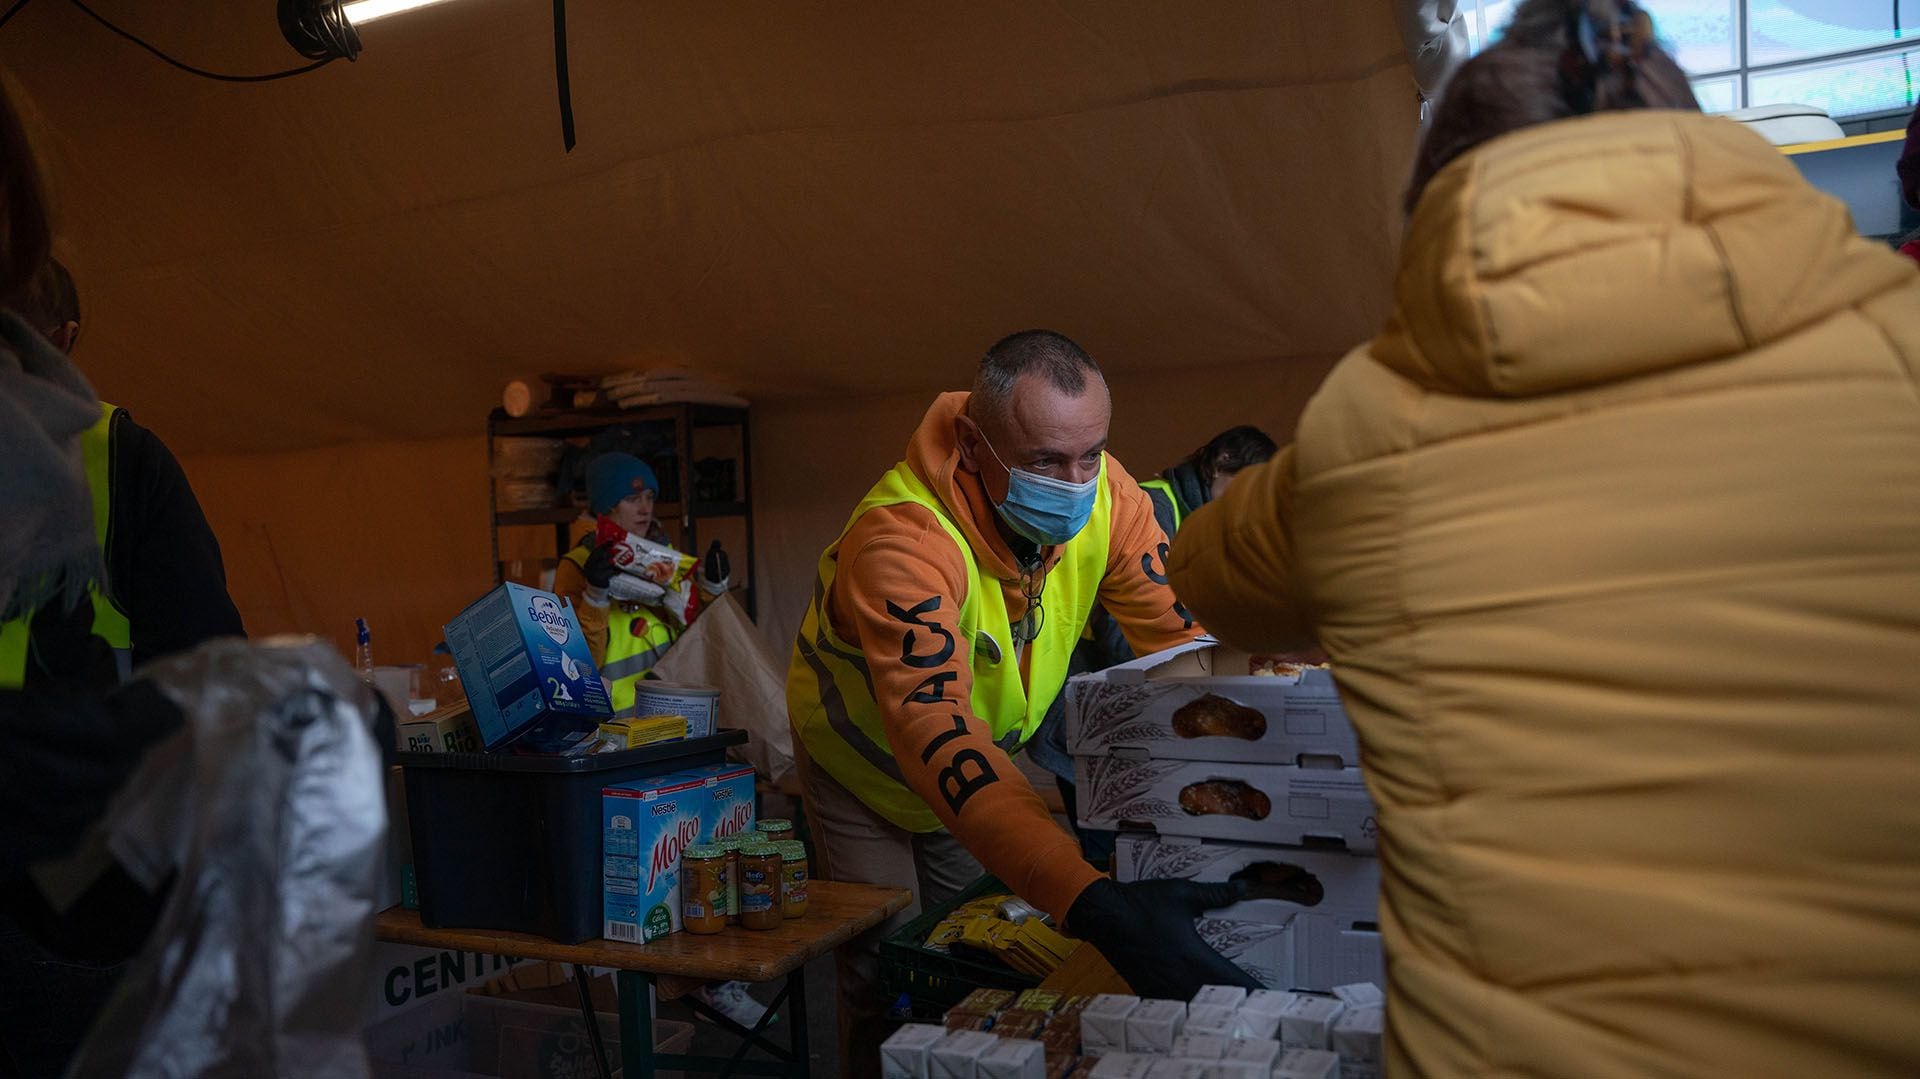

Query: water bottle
<box><xmin>354</xmin><ymin>618</ymin><xmax>374</xmax><ymax>683</ymax></box>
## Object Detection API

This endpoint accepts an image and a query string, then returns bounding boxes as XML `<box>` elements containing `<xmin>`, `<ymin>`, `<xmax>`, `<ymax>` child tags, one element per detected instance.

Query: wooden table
<box><xmin>376</xmin><ymin>880</ymin><xmax>910</xmax><ymax>1079</ymax></box>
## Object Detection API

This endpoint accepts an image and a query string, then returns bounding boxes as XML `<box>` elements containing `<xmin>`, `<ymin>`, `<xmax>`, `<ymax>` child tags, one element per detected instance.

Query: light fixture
<box><xmin>278</xmin><ymin>0</ymin><xmax>361</xmax><ymax>61</ymax></box>
<box><xmin>278</xmin><ymin>0</ymin><xmax>576</xmax><ymax>153</ymax></box>
<box><xmin>340</xmin><ymin>0</ymin><xmax>471</xmax><ymax>26</ymax></box>
<box><xmin>279</xmin><ymin>0</ymin><xmax>473</xmax><ymax>61</ymax></box>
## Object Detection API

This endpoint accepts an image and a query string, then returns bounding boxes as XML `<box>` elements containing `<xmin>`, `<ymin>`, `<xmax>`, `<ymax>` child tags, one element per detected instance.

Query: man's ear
<box><xmin>954</xmin><ymin>412</ymin><xmax>984</xmax><ymax>474</ymax></box>
<box><xmin>49</xmin><ymin>320</ymin><xmax>79</xmax><ymax>353</ymax></box>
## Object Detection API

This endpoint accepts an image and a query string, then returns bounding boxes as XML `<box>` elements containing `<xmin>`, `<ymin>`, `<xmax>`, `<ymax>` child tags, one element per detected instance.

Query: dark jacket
<box><xmin>0</xmin><ymin>412</ymin><xmax>241</xmax><ymax>1076</ymax></box>
<box><xmin>102</xmin><ymin>411</ymin><xmax>244</xmax><ymax>669</ymax></box>
<box><xmin>1142</xmin><ymin>459</ymin><xmax>1207</xmax><ymax>543</ymax></box>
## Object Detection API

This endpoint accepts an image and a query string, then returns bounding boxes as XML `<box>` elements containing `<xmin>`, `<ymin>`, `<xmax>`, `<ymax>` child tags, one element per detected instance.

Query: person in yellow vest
<box><xmin>0</xmin><ymin>258</ymin><xmax>244</xmax><ymax>690</ymax></box>
<box><xmin>551</xmin><ymin>452</ymin><xmax>768</xmax><ymax>1025</ymax></box>
<box><xmin>0</xmin><ymin>88</ymin><xmax>192</xmax><ymax>1079</ymax></box>
<box><xmin>788</xmin><ymin>330</ymin><xmax>1256</xmax><ymax>1077</ymax></box>
<box><xmin>1136</xmin><ymin>425</ymin><xmax>1278</xmax><ymax>543</ymax></box>
<box><xmin>552</xmin><ymin>453</ymin><xmax>730</xmax><ymax>712</ymax></box>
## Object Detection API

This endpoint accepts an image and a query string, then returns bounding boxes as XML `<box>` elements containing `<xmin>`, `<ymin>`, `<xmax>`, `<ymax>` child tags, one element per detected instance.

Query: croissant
<box><xmin>1178</xmin><ymin>779</ymin><xmax>1272</xmax><ymax>820</ymax></box>
<box><xmin>1170</xmin><ymin>693</ymin><xmax>1267</xmax><ymax>740</ymax></box>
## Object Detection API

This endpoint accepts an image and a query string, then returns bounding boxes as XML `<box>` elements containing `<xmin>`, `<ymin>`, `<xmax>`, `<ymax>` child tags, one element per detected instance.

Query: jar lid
<box><xmin>740</xmin><ymin>841</ymin><xmax>779</xmax><ymax>856</ymax></box>
<box><xmin>756</xmin><ymin>819</ymin><xmax>794</xmax><ymax>831</ymax></box>
<box><xmin>775</xmin><ymin>841</ymin><xmax>808</xmax><ymax>860</ymax></box>
<box><xmin>717</xmin><ymin>834</ymin><xmax>751</xmax><ymax>850</ymax></box>
<box><xmin>683</xmin><ymin>844</ymin><xmax>724</xmax><ymax>860</ymax></box>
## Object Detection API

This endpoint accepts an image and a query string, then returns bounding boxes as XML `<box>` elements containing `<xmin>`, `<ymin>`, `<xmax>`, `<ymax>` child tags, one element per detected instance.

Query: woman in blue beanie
<box><xmin>555</xmin><ymin>452</ymin><xmax>761</xmax><ymax>1022</ymax></box>
<box><xmin>553</xmin><ymin>452</ymin><xmax>729</xmax><ymax>698</ymax></box>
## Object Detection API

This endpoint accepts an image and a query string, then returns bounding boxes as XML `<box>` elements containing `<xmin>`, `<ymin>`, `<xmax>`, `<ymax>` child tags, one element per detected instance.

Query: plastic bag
<box><xmin>66</xmin><ymin>637</ymin><xmax>387</xmax><ymax>1079</ymax></box>
<box><xmin>648</xmin><ymin>594</ymin><xmax>796</xmax><ymax>787</ymax></box>
<box><xmin>596</xmin><ymin>518</ymin><xmax>699</xmax><ymax>627</ymax></box>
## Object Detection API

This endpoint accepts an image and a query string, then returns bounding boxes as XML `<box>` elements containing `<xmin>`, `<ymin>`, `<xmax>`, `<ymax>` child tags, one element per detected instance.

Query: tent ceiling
<box><xmin>2</xmin><ymin>1</ymin><xmax>1418</xmax><ymax>454</ymax></box>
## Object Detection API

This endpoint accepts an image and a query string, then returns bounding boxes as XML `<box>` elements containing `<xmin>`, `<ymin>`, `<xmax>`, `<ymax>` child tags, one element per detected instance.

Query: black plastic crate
<box><xmin>401</xmin><ymin>730</ymin><xmax>747</xmax><ymax>943</ymax></box>
<box><xmin>878</xmin><ymin>874</ymin><xmax>1042</xmax><ymax>1019</ymax></box>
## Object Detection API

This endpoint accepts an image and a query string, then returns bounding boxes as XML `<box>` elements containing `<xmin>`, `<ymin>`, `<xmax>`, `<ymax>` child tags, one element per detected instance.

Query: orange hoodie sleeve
<box><xmin>830</xmin><ymin>504</ymin><xmax>1102</xmax><ymax>921</ymax></box>
<box><xmin>1166</xmin><ymin>445</ymin><xmax>1318</xmax><ymax>654</ymax></box>
<box><xmin>1097</xmin><ymin>459</ymin><xmax>1209</xmax><ymax>657</ymax></box>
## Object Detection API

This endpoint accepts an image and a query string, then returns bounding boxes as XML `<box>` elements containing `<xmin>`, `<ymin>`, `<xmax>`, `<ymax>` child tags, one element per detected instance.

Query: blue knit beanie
<box><xmin>587</xmin><ymin>453</ymin><xmax>659</xmax><ymax>514</ymax></box>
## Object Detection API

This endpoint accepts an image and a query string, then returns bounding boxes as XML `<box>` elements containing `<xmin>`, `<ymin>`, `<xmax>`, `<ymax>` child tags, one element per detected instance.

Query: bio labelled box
<box><xmin>1065</xmin><ymin>639</ymin><xmax>1356</xmax><ymax>767</ymax></box>
<box><xmin>1074</xmin><ymin>756</ymin><xmax>1377</xmax><ymax>852</ymax></box>
<box><xmin>601</xmin><ymin>771</ymin><xmax>712</xmax><ymax>943</ymax></box>
<box><xmin>443</xmin><ymin>582</ymin><xmax>612</xmax><ymax>749</ymax></box>
<box><xmin>1116</xmin><ymin>834</ymin><xmax>1382</xmax><ymax>991</ymax></box>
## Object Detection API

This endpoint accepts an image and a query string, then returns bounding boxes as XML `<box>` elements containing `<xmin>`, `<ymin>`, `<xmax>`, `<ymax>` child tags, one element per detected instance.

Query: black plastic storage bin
<box><xmin>401</xmin><ymin>730</ymin><xmax>747</xmax><ymax>943</ymax></box>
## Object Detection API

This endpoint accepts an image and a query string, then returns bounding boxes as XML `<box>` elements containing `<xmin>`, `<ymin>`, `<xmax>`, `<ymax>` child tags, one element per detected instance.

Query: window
<box><xmin>1454</xmin><ymin>0</ymin><xmax>1918</xmax><ymax>120</ymax></box>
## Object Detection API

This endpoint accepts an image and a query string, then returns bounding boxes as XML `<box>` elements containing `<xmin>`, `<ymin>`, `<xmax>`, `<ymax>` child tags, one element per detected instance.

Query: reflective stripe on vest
<box><xmin>1138</xmin><ymin>476</ymin><xmax>1184</xmax><ymax>533</ymax></box>
<box><xmin>563</xmin><ymin>545</ymin><xmax>679</xmax><ymax>715</ymax></box>
<box><xmin>0</xmin><ymin>402</ymin><xmax>133</xmax><ymax>688</ymax></box>
<box><xmin>786</xmin><ymin>457</ymin><xmax>1112</xmax><ymax>832</ymax></box>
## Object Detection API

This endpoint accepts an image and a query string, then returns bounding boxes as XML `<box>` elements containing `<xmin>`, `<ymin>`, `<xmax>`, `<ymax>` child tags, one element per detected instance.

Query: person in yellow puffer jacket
<box><xmin>1167</xmin><ymin>2</ymin><xmax>1920</xmax><ymax>1076</ymax></box>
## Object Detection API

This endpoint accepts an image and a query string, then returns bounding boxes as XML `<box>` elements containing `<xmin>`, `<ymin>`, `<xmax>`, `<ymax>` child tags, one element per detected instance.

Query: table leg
<box><xmin>682</xmin><ymin>980</ymin><xmax>794</xmax><ymax>1060</ymax></box>
<box><xmin>785</xmin><ymin>966</ymin><xmax>810</xmax><ymax>1078</ymax></box>
<box><xmin>574</xmin><ymin>964</ymin><xmax>615</xmax><ymax>1079</ymax></box>
<box><xmin>619</xmin><ymin>969</ymin><xmax>658</xmax><ymax>1079</ymax></box>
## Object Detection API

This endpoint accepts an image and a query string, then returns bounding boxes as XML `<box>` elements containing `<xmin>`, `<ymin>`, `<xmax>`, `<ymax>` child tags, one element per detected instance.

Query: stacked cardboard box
<box><xmin>1064</xmin><ymin>640</ymin><xmax>1383</xmax><ymax>992</ymax></box>
<box><xmin>902</xmin><ymin>982</ymin><xmax>1386</xmax><ymax>1079</ymax></box>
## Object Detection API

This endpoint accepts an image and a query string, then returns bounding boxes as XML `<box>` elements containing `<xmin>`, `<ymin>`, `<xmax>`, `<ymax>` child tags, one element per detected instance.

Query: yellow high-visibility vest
<box><xmin>0</xmin><ymin>402</ymin><xmax>133</xmax><ymax>688</ymax></box>
<box><xmin>1138</xmin><ymin>476</ymin><xmax>1184</xmax><ymax>533</ymax></box>
<box><xmin>788</xmin><ymin>458</ymin><xmax>1111</xmax><ymax>831</ymax></box>
<box><xmin>562</xmin><ymin>544</ymin><xmax>680</xmax><ymax>714</ymax></box>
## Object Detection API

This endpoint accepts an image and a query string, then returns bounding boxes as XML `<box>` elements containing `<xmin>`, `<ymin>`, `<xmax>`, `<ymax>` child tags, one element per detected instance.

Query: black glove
<box><xmin>581</xmin><ymin>543</ymin><xmax>618</xmax><ymax>589</ymax></box>
<box><xmin>1065</xmin><ymin>877</ymin><xmax>1260</xmax><ymax>999</ymax></box>
<box><xmin>701</xmin><ymin>540</ymin><xmax>731</xmax><ymax>591</ymax></box>
<box><xmin>25</xmin><ymin>596</ymin><xmax>120</xmax><ymax>693</ymax></box>
<box><xmin>0</xmin><ymin>679</ymin><xmax>185</xmax><ymax>871</ymax></box>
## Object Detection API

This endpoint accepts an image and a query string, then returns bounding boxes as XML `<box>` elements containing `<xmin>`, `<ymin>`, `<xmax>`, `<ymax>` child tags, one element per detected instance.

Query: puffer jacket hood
<box><xmin>1374</xmin><ymin>110</ymin><xmax>1912</xmax><ymax>400</ymax></box>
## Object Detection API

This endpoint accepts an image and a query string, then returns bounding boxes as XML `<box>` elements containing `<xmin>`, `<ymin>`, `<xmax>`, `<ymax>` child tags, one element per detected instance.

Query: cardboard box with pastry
<box><xmin>1064</xmin><ymin>640</ymin><xmax>1355</xmax><ymax>767</ymax></box>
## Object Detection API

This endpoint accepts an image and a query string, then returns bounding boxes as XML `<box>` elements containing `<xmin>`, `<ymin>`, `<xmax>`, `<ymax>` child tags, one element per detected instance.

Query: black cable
<box><xmin>0</xmin><ymin>0</ymin><xmax>33</xmax><ymax>30</ymax></box>
<box><xmin>553</xmin><ymin>0</ymin><xmax>576</xmax><ymax>151</ymax></box>
<box><xmin>65</xmin><ymin>0</ymin><xmax>336</xmax><ymax>82</ymax></box>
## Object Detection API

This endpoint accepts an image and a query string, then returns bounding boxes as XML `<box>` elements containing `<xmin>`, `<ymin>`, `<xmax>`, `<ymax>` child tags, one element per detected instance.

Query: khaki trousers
<box><xmin>794</xmin><ymin>739</ymin><xmax>982</xmax><ymax>1079</ymax></box>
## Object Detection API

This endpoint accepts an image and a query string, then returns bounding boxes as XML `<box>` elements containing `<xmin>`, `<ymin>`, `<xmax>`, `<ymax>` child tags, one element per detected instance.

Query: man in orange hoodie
<box><xmin>787</xmin><ymin>330</ymin><xmax>1254</xmax><ymax>1074</ymax></box>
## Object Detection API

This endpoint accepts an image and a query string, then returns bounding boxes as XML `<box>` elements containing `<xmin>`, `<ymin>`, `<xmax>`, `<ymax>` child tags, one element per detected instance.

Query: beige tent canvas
<box><xmin>0</xmin><ymin>1</ymin><xmax>1431</xmax><ymax>666</ymax></box>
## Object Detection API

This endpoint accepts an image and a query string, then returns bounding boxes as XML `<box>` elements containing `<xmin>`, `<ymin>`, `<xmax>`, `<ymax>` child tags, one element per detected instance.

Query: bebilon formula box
<box><xmin>601</xmin><ymin>771</ymin><xmax>714</xmax><ymax>942</ymax></box>
<box><xmin>443</xmin><ymin>582</ymin><xmax>612</xmax><ymax>749</ymax></box>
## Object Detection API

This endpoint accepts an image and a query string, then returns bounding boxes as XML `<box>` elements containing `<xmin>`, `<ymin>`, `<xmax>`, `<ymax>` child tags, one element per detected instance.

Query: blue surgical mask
<box><xmin>980</xmin><ymin>433</ymin><xmax>1099</xmax><ymax>546</ymax></box>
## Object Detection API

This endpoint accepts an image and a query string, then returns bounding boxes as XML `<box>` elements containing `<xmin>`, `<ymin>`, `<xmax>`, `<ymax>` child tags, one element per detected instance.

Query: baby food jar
<box><xmin>775</xmin><ymin>840</ymin><xmax>809</xmax><ymax>919</ymax></box>
<box><xmin>755</xmin><ymin>819</ymin><xmax>796</xmax><ymax>844</ymax></box>
<box><xmin>680</xmin><ymin>845</ymin><xmax>728</xmax><ymax>935</ymax></box>
<box><xmin>738</xmin><ymin>842</ymin><xmax>784</xmax><ymax>930</ymax></box>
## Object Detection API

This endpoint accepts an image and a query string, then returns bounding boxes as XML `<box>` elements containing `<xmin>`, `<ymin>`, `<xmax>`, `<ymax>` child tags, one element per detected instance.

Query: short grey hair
<box><xmin>971</xmin><ymin>330</ymin><xmax>1104</xmax><ymax>433</ymax></box>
